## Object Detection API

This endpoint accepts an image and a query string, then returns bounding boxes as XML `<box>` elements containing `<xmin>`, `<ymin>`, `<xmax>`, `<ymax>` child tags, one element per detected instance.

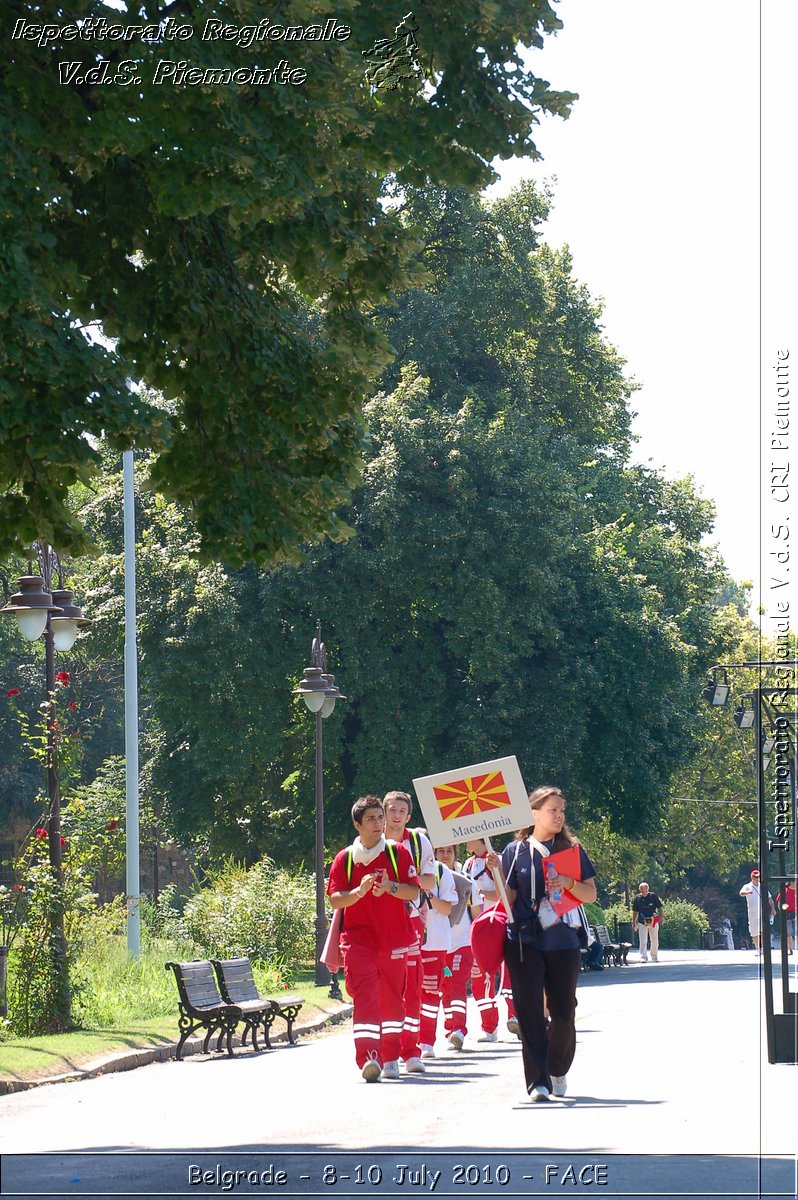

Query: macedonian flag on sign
<box><xmin>434</xmin><ymin>772</ymin><xmax>512</xmax><ymax>821</ymax></box>
<box><xmin>413</xmin><ymin>755</ymin><xmax>531</xmax><ymax>848</ymax></box>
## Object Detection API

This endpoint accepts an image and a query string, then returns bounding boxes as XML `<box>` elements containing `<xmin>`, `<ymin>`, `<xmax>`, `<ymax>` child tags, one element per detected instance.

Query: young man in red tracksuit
<box><xmin>383</xmin><ymin>789</ymin><xmax>436</xmax><ymax>1073</ymax></box>
<box><xmin>328</xmin><ymin>795</ymin><xmax>420</xmax><ymax>1082</ymax></box>
<box><xmin>463</xmin><ymin>838</ymin><xmax>519</xmax><ymax>1039</ymax></box>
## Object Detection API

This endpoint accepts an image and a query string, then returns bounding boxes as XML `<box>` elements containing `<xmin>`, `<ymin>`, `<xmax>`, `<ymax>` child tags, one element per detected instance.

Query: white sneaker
<box><xmin>479</xmin><ymin>1030</ymin><xmax>498</xmax><ymax>1042</ymax></box>
<box><xmin>361</xmin><ymin>1060</ymin><xmax>382</xmax><ymax>1082</ymax></box>
<box><xmin>447</xmin><ymin>1030</ymin><xmax>465</xmax><ymax>1050</ymax></box>
<box><xmin>507</xmin><ymin>1017</ymin><xmax>520</xmax><ymax>1036</ymax></box>
<box><xmin>529</xmin><ymin>1085</ymin><xmax>550</xmax><ymax>1102</ymax></box>
<box><xmin>381</xmin><ymin>1060</ymin><xmax>400</xmax><ymax>1080</ymax></box>
<box><xmin>404</xmin><ymin>1056</ymin><xmax>426</xmax><ymax>1073</ymax></box>
<box><xmin>551</xmin><ymin>1075</ymin><xmax>567</xmax><ymax>1097</ymax></box>
<box><xmin>420</xmin><ymin>1044</ymin><xmax>436</xmax><ymax>1058</ymax></box>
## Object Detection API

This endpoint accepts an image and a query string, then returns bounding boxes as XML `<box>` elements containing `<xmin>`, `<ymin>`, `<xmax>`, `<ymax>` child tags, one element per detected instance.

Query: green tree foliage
<box><xmin>1</xmin><ymin>0</ymin><xmax>576</xmax><ymax>566</ymax></box>
<box><xmin>1</xmin><ymin>186</ymin><xmax>752</xmax><ymax>872</ymax></box>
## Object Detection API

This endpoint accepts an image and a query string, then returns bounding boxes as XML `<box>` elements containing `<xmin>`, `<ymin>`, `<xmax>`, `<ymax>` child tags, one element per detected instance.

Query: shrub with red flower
<box><xmin>55</xmin><ymin>671</ymin><xmax>71</xmax><ymax>686</ymax></box>
<box><xmin>6</xmin><ymin>688</ymin><xmax>21</xmax><ymax>697</ymax></box>
<box><xmin>67</xmin><ymin>700</ymin><xmax>78</xmax><ymax>712</ymax></box>
<box><xmin>35</xmin><ymin>828</ymin><xmax>48</xmax><ymax>840</ymax></box>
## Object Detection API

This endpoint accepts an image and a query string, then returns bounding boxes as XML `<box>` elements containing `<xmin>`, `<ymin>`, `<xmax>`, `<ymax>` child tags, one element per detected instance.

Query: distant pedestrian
<box><xmin>327</xmin><ymin>796</ymin><xmax>420</xmax><ymax>1082</ymax></box>
<box><xmin>739</xmin><ymin>869</ymin><xmax>776</xmax><ymax>953</ymax></box>
<box><xmin>775</xmin><ymin>878</ymin><xmax>796</xmax><ymax>955</ymax></box>
<box><xmin>632</xmin><ymin>882</ymin><xmax>664</xmax><ymax>962</ymax></box>
<box><xmin>486</xmin><ymin>785</ymin><xmax>597</xmax><ymax>1103</ymax></box>
<box><xmin>719</xmin><ymin>917</ymin><xmax>734</xmax><ymax>950</ymax></box>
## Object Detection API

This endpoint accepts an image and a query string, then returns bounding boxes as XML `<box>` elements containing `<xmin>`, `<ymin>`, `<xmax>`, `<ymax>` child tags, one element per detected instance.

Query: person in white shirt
<box><xmin>434</xmin><ymin>845</ymin><xmax>483</xmax><ymax>1050</ymax></box>
<box><xmin>418</xmin><ymin>852</ymin><xmax>458</xmax><ymax>1056</ymax></box>
<box><xmin>383</xmin><ymin>790</ymin><xmax>436</xmax><ymax>1072</ymax></box>
<box><xmin>463</xmin><ymin>837</ymin><xmax>519</xmax><ymax>1039</ymax></box>
<box><xmin>739</xmin><ymin>869</ymin><xmax>776</xmax><ymax>952</ymax></box>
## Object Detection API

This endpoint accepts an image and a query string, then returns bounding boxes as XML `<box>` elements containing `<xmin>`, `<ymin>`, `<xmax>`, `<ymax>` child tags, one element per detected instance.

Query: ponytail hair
<box><xmin>515</xmin><ymin>786</ymin><xmax>575</xmax><ymax>853</ymax></box>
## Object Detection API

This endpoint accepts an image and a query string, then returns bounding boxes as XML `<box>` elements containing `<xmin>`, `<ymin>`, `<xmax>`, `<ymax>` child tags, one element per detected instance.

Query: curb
<box><xmin>0</xmin><ymin>1003</ymin><xmax>353</xmax><ymax>1096</ymax></box>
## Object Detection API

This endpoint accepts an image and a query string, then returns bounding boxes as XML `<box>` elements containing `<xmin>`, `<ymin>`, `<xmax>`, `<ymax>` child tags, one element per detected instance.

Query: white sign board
<box><xmin>412</xmin><ymin>755</ymin><xmax>530</xmax><ymax>848</ymax></box>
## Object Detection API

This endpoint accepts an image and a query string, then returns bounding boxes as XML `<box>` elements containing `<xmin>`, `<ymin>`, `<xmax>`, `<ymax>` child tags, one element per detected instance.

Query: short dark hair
<box><xmin>352</xmin><ymin>795</ymin><xmax>384</xmax><ymax>826</ymax></box>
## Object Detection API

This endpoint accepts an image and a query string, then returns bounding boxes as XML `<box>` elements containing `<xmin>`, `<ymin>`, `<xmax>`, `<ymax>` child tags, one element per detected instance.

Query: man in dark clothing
<box><xmin>632</xmin><ymin>882</ymin><xmax>664</xmax><ymax>962</ymax></box>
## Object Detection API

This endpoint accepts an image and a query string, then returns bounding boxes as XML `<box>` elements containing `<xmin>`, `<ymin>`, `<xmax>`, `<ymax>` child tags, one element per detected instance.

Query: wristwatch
<box><xmin>390</xmin><ymin>881</ymin><xmax>399</xmax><ymax>895</ymax></box>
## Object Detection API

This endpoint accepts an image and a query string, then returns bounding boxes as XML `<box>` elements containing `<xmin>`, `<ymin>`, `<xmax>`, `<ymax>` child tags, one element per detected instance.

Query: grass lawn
<box><xmin>0</xmin><ymin>974</ymin><xmax>348</xmax><ymax>1085</ymax></box>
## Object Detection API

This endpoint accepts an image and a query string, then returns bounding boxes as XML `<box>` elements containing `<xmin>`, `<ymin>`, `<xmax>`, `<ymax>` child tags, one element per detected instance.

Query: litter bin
<box><xmin>702</xmin><ymin>930</ymin><xmax>715</xmax><ymax>950</ymax></box>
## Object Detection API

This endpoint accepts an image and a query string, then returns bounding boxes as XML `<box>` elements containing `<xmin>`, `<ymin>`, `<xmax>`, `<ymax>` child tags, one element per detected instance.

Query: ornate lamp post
<box><xmin>294</xmin><ymin>620</ymin><xmax>345</xmax><ymax>988</ymax></box>
<box><xmin>1</xmin><ymin>543</ymin><xmax>91</xmax><ymax>1027</ymax></box>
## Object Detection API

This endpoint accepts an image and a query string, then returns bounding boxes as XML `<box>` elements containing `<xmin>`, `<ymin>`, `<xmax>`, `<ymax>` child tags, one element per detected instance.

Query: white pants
<box><xmin>639</xmin><ymin>922</ymin><xmax>659</xmax><ymax>960</ymax></box>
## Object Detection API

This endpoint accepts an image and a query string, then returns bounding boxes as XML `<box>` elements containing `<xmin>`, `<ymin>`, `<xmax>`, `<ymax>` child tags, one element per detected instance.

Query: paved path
<box><xmin>1</xmin><ymin>950</ymin><xmax>796</xmax><ymax>1199</ymax></box>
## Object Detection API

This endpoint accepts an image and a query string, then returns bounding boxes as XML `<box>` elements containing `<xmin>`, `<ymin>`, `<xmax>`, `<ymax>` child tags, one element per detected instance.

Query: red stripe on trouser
<box><xmin>418</xmin><ymin>950</ymin><xmax>447</xmax><ymax>1046</ymax></box>
<box><xmin>470</xmin><ymin>961</ymin><xmax>499</xmax><ymax>1033</ymax></box>
<box><xmin>442</xmin><ymin>946</ymin><xmax>473</xmax><ymax>1035</ymax></box>
<box><xmin>400</xmin><ymin>926</ymin><xmax>423</xmax><ymax>1060</ymax></box>
<box><xmin>343</xmin><ymin>940</ymin><xmax>407</xmax><ymax>1069</ymax></box>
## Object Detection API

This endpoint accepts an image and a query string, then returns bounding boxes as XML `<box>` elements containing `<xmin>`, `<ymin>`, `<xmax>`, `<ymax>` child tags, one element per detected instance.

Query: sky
<box><xmin>486</xmin><ymin>0</ymin><xmax>761</xmax><ymax>607</ymax></box>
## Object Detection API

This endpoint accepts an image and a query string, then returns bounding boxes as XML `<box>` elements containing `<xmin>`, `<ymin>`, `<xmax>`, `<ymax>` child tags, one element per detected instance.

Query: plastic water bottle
<box><xmin>546</xmin><ymin>861</ymin><xmax>562</xmax><ymax>904</ymax></box>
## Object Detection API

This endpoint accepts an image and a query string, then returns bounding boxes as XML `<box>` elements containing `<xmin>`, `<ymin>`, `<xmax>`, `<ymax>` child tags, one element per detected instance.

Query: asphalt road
<box><xmin>1</xmin><ymin>950</ymin><xmax>796</xmax><ymax>1200</ymax></box>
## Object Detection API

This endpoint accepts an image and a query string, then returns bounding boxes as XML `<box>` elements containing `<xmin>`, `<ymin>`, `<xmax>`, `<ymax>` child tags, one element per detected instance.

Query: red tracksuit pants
<box><xmin>470</xmin><ymin>959</ymin><xmax>516</xmax><ymax>1033</ymax></box>
<box><xmin>399</xmin><ymin>922</ymin><xmax>423</xmax><ymax>1060</ymax></box>
<box><xmin>442</xmin><ymin>945</ymin><xmax>473</xmax><ymax>1036</ymax></box>
<box><xmin>419</xmin><ymin>949</ymin><xmax>447</xmax><ymax>1047</ymax></box>
<box><xmin>342</xmin><ymin>939</ymin><xmax>407</xmax><ymax>1069</ymax></box>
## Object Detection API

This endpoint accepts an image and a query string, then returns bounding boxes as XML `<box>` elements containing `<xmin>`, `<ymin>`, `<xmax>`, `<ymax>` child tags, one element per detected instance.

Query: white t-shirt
<box><xmin>403</xmin><ymin>828</ymin><xmax>437</xmax><ymax>922</ymax></box>
<box><xmin>464</xmin><ymin>852</ymin><xmax>497</xmax><ymax>903</ymax></box>
<box><xmin>422</xmin><ymin>861</ymin><xmax>458</xmax><ymax>952</ymax></box>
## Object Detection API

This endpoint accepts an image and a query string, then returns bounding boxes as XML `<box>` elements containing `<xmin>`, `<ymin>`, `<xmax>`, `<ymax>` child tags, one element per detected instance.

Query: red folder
<box><xmin>545</xmin><ymin>845</ymin><xmax>583</xmax><ymax>915</ymax></box>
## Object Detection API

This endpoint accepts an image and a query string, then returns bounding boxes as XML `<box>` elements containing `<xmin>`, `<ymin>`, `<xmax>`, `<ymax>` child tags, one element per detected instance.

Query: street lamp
<box><xmin>294</xmin><ymin>620</ymin><xmax>345</xmax><ymax>990</ymax></box>
<box><xmin>0</xmin><ymin>543</ymin><xmax>91</xmax><ymax>1028</ymax></box>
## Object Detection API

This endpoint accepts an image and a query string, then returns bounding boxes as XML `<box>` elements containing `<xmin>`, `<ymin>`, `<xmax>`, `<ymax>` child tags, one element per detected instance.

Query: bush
<box><xmin>583</xmin><ymin>901</ymin><xmax>606</xmax><ymax>927</ymax></box>
<box><xmin>658</xmin><ymin>898</ymin><xmax>709</xmax><ymax>949</ymax></box>
<box><xmin>178</xmin><ymin>857</ymin><xmax>315</xmax><ymax>970</ymax></box>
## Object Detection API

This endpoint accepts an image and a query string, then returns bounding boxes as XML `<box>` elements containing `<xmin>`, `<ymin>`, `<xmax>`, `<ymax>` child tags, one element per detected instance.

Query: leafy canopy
<box><xmin>0</xmin><ymin>0</ymin><xmax>576</xmax><ymax>566</ymax></box>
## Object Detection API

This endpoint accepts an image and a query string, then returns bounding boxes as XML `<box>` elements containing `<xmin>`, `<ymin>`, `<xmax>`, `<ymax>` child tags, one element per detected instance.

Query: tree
<box><xmin>1</xmin><ymin>0</ymin><xmax>576</xmax><ymax>567</ymax></box>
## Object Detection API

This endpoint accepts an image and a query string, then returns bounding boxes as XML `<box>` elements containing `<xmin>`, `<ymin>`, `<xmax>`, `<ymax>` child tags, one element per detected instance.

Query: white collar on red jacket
<box><xmin>351</xmin><ymin>836</ymin><xmax>386</xmax><ymax>867</ymax></box>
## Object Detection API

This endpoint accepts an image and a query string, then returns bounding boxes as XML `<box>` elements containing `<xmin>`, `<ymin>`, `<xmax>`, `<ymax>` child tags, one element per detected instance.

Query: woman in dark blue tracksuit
<box><xmin>487</xmin><ymin>786</ymin><xmax>597</xmax><ymax>1102</ymax></box>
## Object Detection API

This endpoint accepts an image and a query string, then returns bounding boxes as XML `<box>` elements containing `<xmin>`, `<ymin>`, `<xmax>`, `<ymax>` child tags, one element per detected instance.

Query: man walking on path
<box><xmin>739</xmin><ymin>869</ymin><xmax>776</xmax><ymax>953</ymax></box>
<box><xmin>327</xmin><ymin>796</ymin><xmax>420</xmax><ymax>1082</ymax></box>
<box><xmin>632</xmin><ymin>882</ymin><xmax>664</xmax><ymax>962</ymax></box>
<box><xmin>383</xmin><ymin>789</ymin><xmax>436</xmax><ymax>1073</ymax></box>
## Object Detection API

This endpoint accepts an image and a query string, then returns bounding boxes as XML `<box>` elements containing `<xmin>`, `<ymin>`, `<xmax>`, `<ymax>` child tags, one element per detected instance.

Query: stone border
<box><xmin>0</xmin><ymin>1003</ymin><xmax>353</xmax><ymax>1095</ymax></box>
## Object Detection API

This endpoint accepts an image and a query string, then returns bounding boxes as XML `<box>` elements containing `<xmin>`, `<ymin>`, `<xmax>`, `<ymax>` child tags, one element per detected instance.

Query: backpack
<box><xmin>442</xmin><ymin>866</ymin><xmax>472</xmax><ymax>927</ymax></box>
<box><xmin>344</xmin><ymin>840</ymin><xmax>400</xmax><ymax>884</ymax></box>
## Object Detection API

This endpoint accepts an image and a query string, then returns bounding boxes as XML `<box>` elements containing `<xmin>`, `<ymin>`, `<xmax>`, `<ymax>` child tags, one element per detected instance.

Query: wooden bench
<box><xmin>593</xmin><ymin>924</ymin><xmax>631</xmax><ymax>966</ymax></box>
<box><xmin>212</xmin><ymin>957</ymin><xmax>304</xmax><ymax>1049</ymax></box>
<box><xmin>165</xmin><ymin>960</ymin><xmax>243</xmax><ymax>1060</ymax></box>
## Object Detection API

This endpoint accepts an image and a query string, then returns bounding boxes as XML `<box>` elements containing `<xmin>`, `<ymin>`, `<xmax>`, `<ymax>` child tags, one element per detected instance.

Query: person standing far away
<box><xmin>632</xmin><ymin>882</ymin><xmax>665</xmax><ymax>963</ymax></box>
<box><xmin>434</xmin><ymin>845</ymin><xmax>483</xmax><ymax>1050</ymax></box>
<box><xmin>327</xmin><ymin>796</ymin><xmax>420</xmax><ymax>1082</ymax></box>
<box><xmin>383</xmin><ymin>789</ymin><xmax>436</xmax><ymax>1074</ymax></box>
<box><xmin>486</xmin><ymin>786</ymin><xmax>597</xmax><ymax>1103</ymax></box>
<box><xmin>463</xmin><ymin>837</ymin><xmax>520</xmax><ymax>1039</ymax></box>
<box><xmin>740</xmin><ymin>869</ymin><xmax>776</xmax><ymax>954</ymax></box>
<box><xmin>775</xmin><ymin>877</ymin><xmax>796</xmax><ymax>955</ymax></box>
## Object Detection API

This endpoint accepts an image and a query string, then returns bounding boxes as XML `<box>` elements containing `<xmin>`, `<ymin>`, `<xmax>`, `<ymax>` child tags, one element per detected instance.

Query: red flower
<box><xmin>12</xmin><ymin>884</ymin><xmax>25</xmax><ymax>892</ymax></box>
<box><xmin>56</xmin><ymin>671</ymin><xmax>71</xmax><ymax>685</ymax></box>
<box><xmin>35</xmin><ymin>828</ymin><xmax>48</xmax><ymax>840</ymax></box>
<box><xmin>67</xmin><ymin>700</ymin><xmax>78</xmax><ymax>712</ymax></box>
<box><xmin>105</xmin><ymin>820</ymin><xmax>119</xmax><ymax>831</ymax></box>
<box><xmin>6</xmin><ymin>688</ymin><xmax>21</xmax><ymax>697</ymax></box>
<box><xmin>60</xmin><ymin>837</ymin><xmax>67</xmax><ymax>847</ymax></box>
